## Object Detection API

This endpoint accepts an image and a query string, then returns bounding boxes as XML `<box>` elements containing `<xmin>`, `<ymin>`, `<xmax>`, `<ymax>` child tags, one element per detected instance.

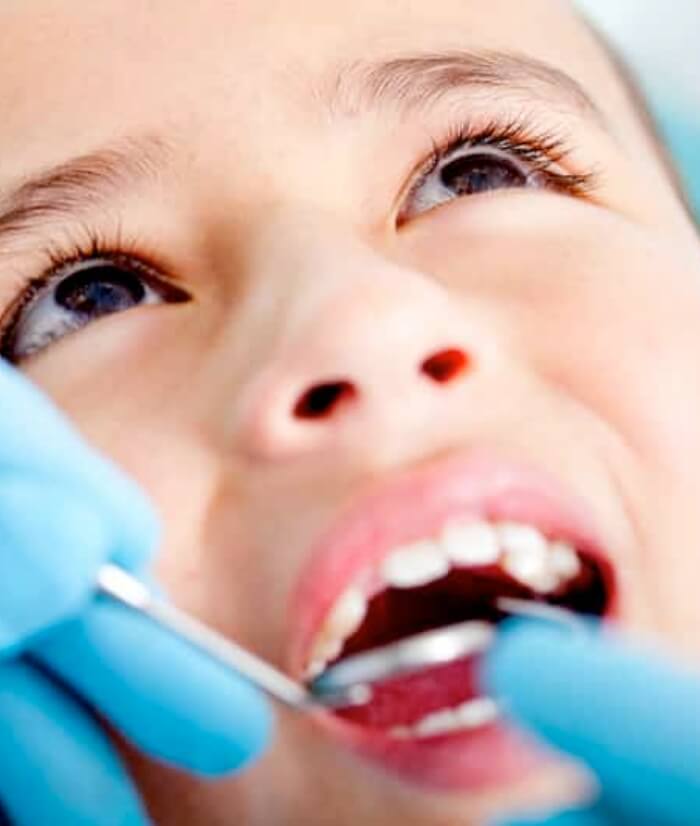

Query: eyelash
<box><xmin>406</xmin><ymin>114</ymin><xmax>598</xmax><ymax>209</ymax></box>
<box><xmin>0</xmin><ymin>115</ymin><xmax>597</xmax><ymax>359</ymax></box>
<box><xmin>0</xmin><ymin>229</ymin><xmax>181</xmax><ymax>351</ymax></box>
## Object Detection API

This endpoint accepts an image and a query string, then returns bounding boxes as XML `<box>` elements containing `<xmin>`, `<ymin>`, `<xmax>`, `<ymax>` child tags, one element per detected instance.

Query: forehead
<box><xmin>0</xmin><ymin>1</ymin><xmax>627</xmax><ymax>167</ymax></box>
<box><xmin>2</xmin><ymin>0</ymin><xmax>587</xmax><ymax>72</ymax></box>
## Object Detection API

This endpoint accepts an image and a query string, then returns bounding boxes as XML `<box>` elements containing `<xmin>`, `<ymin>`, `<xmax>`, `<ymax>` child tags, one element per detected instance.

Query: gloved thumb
<box><xmin>483</xmin><ymin>620</ymin><xmax>700</xmax><ymax>825</ymax></box>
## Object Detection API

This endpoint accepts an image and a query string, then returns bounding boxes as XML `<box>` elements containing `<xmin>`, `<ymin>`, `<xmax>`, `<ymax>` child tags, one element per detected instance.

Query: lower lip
<box><xmin>317</xmin><ymin>712</ymin><xmax>549</xmax><ymax>791</ymax></box>
<box><xmin>320</xmin><ymin>656</ymin><xmax>550</xmax><ymax>790</ymax></box>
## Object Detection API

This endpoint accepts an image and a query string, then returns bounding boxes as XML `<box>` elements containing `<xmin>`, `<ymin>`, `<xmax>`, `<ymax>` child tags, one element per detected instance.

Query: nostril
<box><xmin>293</xmin><ymin>380</ymin><xmax>357</xmax><ymax>420</ymax></box>
<box><xmin>420</xmin><ymin>348</ymin><xmax>470</xmax><ymax>384</ymax></box>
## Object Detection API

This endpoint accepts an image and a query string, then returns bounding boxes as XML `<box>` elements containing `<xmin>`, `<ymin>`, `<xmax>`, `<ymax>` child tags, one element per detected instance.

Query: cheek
<box><xmin>406</xmin><ymin>200</ymin><xmax>700</xmax><ymax>652</ymax></box>
<box><xmin>25</xmin><ymin>306</ymin><xmax>223</xmax><ymax>561</ymax></box>
<box><xmin>405</xmin><ymin>196</ymin><xmax>700</xmax><ymax>475</ymax></box>
<box><xmin>532</xmin><ymin>240</ymin><xmax>700</xmax><ymax>480</ymax></box>
<box><xmin>23</xmin><ymin>306</ymin><xmax>264</xmax><ymax>631</ymax></box>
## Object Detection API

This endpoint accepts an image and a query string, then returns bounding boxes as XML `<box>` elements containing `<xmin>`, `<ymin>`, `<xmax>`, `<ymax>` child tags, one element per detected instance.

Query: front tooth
<box><xmin>442</xmin><ymin>519</ymin><xmax>501</xmax><ymax>566</ymax></box>
<box><xmin>381</xmin><ymin>540</ymin><xmax>449</xmax><ymax>588</ymax></box>
<box><xmin>325</xmin><ymin>586</ymin><xmax>368</xmax><ymax>640</ymax></box>
<box><xmin>498</xmin><ymin>522</ymin><xmax>551</xmax><ymax>589</ymax></box>
<box><xmin>498</xmin><ymin>522</ymin><xmax>549</xmax><ymax>557</ymax></box>
<box><xmin>454</xmin><ymin>697</ymin><xmax>500</xmax><ymax>729</ymax></box>
<box><xmin>550</xmin><ymin>541</ymin><xmax>582</xmax><ymax>581</ymax></box>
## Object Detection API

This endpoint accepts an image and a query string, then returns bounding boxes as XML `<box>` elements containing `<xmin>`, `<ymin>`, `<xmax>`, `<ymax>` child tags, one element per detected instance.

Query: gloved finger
<box><xmin>0</xmin><ymin>360</ymin><xmax>159</xmax><ymax>570</ymax></box>
<box><xmin>494</xmin><ymin>807</ymin><xmax>610</xmax><ymax>826</ymax></box>
<box><xmin>0</xmin><ymin>479</ymin><xmax>114</xmax><ymax>655</ymax></box>
<box><xmin>36</xmin><ymin>595</ymin><xmax>274</xmax><ymax>776</ymax></box>
<box><xmin>483</xmin><ymin>621</ymin><xmax>700</xmax><ymax>826</ymax></box>
<box><xmin>0</xmin><ymin>659</ymin><xmax>149</xmax><ymax>826</ymax></box>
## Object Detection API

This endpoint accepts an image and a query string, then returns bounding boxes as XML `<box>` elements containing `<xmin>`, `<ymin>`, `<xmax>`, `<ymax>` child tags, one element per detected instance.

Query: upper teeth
<box><xmin>499</xmin><ymin>522</ymin><xmax>555</xmax><ymax>592</ymax></box>
<box><xmin>305</xmin><ymin>518</ymin><xmax>582</xmax><ymax>679</ymax></box>
<box><xmin>550</xmin><ymin>540</ymin><xmax>583</xmax><ymax>580</ymax></box>
<box><xmin>442</xmin><ymin>520</ymin><xmax>501</xmax><ymax>566</ymax></box>
<box><xmin>381</xmin><ymin>539</ymin><xmax>451</xmax><ymax>588</ymax></box>
<box><xmin>326</xmin><ymin>586</ymin><xmax>368</xmax><ymax>638</ymax></box>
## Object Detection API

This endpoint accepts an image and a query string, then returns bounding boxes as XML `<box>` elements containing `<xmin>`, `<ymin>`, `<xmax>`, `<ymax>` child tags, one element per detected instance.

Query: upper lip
<box><xmin>288</xmin><ymin>449</ymin><xmax>617</xmax><ymax>676</ymax></box>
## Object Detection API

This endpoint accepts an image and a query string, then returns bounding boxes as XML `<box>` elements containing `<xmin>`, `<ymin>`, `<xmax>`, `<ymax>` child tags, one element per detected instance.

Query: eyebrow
<box><xmin>326</xmin><ymin>49</ymin><xmax>606</xmax><ymax>126</ymax></box>
<box><xmin>0</xmin><ymin>50</ymin><xmax>604</xmax><ymax>249</ymax></box>
<box><xmin>0</xmin><ymin>134</ymin><xmax>173</xmax><ymax>249</ymax></box>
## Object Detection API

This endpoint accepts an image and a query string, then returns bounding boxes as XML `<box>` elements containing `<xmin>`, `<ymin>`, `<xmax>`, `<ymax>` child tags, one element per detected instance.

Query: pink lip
<box><xmin>289</xmin><ymin>449</ymin><xmax>618</xmax><ymax>791</ymax></box>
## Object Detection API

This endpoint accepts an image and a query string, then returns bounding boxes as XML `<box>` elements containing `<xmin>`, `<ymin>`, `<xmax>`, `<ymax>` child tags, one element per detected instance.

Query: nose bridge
<box><xmin>240</xmin><ymin>211</ymin><xmax>466</xmax><ymax>367</ymax></box>
<box><xmin>286</xmin><ymin>259</ymin><xmax>460</xmax><ymax>383</ymax></box>
<box><xmin>233</xmin><ymin>217</ymin><xmax>476</xmax><ymax>462</ymax></box>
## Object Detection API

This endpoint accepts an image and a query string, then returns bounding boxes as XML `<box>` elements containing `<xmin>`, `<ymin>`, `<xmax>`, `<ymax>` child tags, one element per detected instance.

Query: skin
<box><xmin>1</xmin><ymin>0</ymin><xmax>699</xmax><ymax>822</ymax></box>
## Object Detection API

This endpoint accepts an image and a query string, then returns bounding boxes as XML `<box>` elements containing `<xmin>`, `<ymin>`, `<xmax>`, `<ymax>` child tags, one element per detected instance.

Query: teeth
<box><xmin>498</xmin><ymin>522</ymin><xmax>556</xmax><ymax>591</ymax></box>
<box><xmin>441</xmin><ymin>519</ymin><xmax>501</xmax><ymax>566</ymax></box>
<box><xmin>304</xmin><ymin>587</ymin><xmax>368</xmax><ymax>680</ymax></box>
<box><xmin>550</xmin><ymin>540</ymin><xmax>582</xmax><ymax>582</ymax></box>
<box><xmin>391</xmin><ymin>697</ymin><xmax>500</xmax><ymax>739</ymax></box>
<box><xmin>414</xmin><ymin>707</ymin><xmax>459</xmax><ymax>738</ymax></box>
<box><xmin>380</xmin><ymin>540</ymin><xmax>450</xmax><ymax>589</ymax></box>
<box><xmin>498</xmin><ymin>522</ymin><xmax>549</xmax><ymax>559</ymax></box>
<box><xmin>305</xmin><ymin>659</ymin><xmax>327</xmax><ymax>681</ymax></box>
<box><xmin>325</xmin><ymin>586</ymin><xmax>368</xmax><ymax>640</ymax></box>
<box><xmin>305</xmin><ymin>518</ymin><xmax>586</xmax><ymax>678</ymax></box>
<box><xmin>306</xmin><ymin>636</ymin><xmax>344</xmax><ymax>677</ymax></box>
<box><xmin>454</xmin><ymin>697</ymin><xmax>500</xmax><ymax>729</ymax></box>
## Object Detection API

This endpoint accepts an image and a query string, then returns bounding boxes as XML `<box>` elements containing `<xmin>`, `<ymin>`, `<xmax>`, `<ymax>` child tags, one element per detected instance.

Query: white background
<box><xmin>577</xmin><ymin>0</ymin><xmax>700</xmax><ymax>212</ymax></box>
<box><xmin>578</xmin><ymin>0</ymin><xmax>700</xmax><ymax>113</ymax></box>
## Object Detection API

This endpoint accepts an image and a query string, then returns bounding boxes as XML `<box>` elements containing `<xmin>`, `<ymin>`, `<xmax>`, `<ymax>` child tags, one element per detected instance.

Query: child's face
<box><xmin>3</xmin><ymin>0</ymin><xmax>700</xmax><ymax>822</ymax></box>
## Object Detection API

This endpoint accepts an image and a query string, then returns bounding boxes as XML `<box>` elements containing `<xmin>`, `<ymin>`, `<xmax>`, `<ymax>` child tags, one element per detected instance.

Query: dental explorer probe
<box><xmin>97</xmin><ymin>563</ymin><xmax>582</xmax><ymax>712</ymax></box>
<box><xmin>96</xmin><ymin>564</ymin><xmax>362</xmax><ymax>711</ymax></box>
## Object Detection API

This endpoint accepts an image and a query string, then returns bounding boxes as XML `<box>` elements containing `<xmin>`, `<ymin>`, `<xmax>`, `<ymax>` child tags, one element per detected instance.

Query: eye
<box><xmin>402</xmin><ymin>145</ymin><xmax>543</xmax><ymax>221</ymax></box>
<box><xmin>399</xmin><ymin>122</ymin><xmax>594</xmax><ymax>223</ymax></box>
<box><xmin>1</xmin><ymin>257</ymin><xmax>189</xmax><ymax>363</ymax></box>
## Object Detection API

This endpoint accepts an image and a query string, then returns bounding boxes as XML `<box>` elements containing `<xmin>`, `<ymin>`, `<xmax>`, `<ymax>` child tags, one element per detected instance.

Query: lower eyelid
<box><xmin>1</xmin><ymin>263</ymin><xmax>190</xmax><ymax>363</ymax></box>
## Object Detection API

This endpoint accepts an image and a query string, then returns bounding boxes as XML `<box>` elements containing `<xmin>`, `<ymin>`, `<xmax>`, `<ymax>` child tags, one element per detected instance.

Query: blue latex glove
<box><xmin>484</xmin><ymin>620</ymin><xmax>700</xmax><ymax>825</ymax></box>
<box><xmin>0</xmin><ymin>360</ymin><xmax>273</xmax><ymax>825</ymax></box>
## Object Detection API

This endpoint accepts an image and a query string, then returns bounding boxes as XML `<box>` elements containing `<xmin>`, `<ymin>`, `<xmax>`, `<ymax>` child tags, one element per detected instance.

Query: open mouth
<box><xmin>304</xmin><ymin>517</ymin><xmax>613</xmax><ymax>739</ymax></box>
<box><xmin>292</xmin><ymin>453</ymin><xmax>617</xmax><ymax>789</ymax></box>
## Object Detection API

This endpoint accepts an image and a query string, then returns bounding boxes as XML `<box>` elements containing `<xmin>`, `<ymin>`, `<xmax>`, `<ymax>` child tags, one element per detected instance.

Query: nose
<box><xmin>292</xmin><ymin>346</ymin><xmax>469</xmax><ymax>420</ymax></box>
<box><xmin>235</xmin><ymin>234</ymin><xmax>478</xmax><ymax>463</ymax></box>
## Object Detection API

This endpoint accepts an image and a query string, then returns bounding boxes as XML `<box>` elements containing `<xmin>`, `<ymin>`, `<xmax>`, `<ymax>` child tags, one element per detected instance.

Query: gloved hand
<box><xmin>0</xmin><ymin>359</ymin><xmax>273</xmax><ymax>825</ymax></box>
<box><xmin>484</xmin><ymin>619</ymin><xmax>700</xmax><ymax>826</ymax></box>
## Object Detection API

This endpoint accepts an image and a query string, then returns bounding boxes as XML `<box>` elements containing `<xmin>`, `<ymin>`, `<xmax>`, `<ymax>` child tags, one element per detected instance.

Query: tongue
<box><xmin>335</xmin><ymin>656</ymin><xmax>482</xmax><ymax>730</ymax></box>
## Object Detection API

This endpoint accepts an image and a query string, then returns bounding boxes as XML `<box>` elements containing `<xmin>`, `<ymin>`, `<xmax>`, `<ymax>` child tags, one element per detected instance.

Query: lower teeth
<box><xmin>389</xmin><ymin>697</ymin><xmax>500</xmax><ymax>740</ymax></box>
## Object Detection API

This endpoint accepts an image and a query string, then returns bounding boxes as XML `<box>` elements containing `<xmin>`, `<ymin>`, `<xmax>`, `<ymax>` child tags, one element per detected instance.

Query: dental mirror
<box><xmin>98</xmin><ymin>563</ymin><xmax>583</xmax><ymax>713</ymax></box>
<box><xmin>308</xmin><ymin>597</ymin><xmax>585</xmax><ymax>704</ymax></box>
